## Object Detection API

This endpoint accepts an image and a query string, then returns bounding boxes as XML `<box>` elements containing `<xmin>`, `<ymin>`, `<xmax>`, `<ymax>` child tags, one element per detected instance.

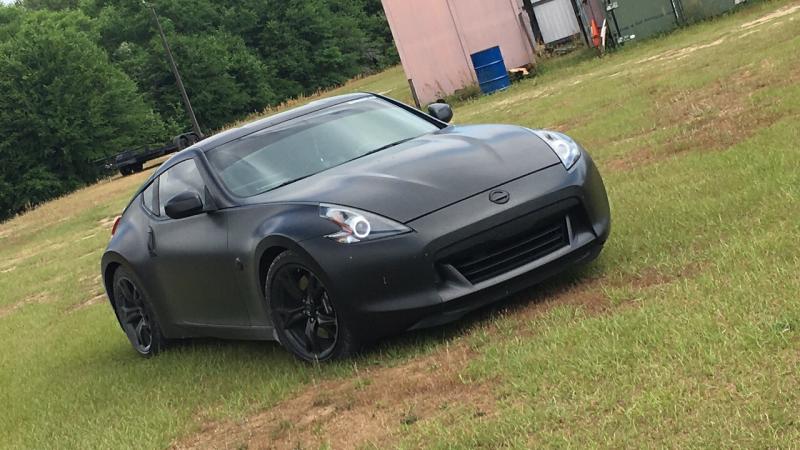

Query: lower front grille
<box><xmin>447</xmin><ymin>216</ymin><xmax>569</xmax><ymax>284</ymax></box>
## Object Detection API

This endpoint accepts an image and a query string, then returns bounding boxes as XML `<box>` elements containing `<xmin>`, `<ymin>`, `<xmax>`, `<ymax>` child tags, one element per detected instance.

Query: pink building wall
<box><xmin>382</xmin><ymin>0</ymin><xmax>534</xmax><ymax>105</ymax></box>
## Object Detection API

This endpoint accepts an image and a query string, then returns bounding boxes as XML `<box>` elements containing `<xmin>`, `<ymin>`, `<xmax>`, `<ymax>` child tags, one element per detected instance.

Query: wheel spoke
<box><xmin>119</xmin><ymin>305</ymin><xmax>140</xmax><ymax>324</ymax></box>
<box><xmin>280</xmin><ymin>307</ymin><xmax>306</xmax><ymax>328</ymax></box>
<box><xmin>316</xmin><ymin>313</ymin><xmax>336</xmax><ymax>327</ymax></box>
<box><xmin>116</xmin><ymin>280</ymin><xmax>134</xmax><ymax>303</ymax></box>
<box><xmin>320</xmin><ymin>293</ymin><xmax>334</xmax><ymax>315</ymax></box>
<box><xmin>304</xmin><ymin>318</ymin><xmax>320</xmax><ymax>353</ymax></box>
<box><xmin>134</xmin><ymin>319</ymin><xmax>145</xmax><ymax>343</ymax></box>
<box><xmin>131</xmin><ymin>286</ymin><xmax>143</xmax><ymax>306</ymax></box>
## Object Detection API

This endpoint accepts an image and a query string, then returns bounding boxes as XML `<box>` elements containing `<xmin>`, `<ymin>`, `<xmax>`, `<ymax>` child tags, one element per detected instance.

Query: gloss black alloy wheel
<box><xmin>266</xmin><ymin>251</ymin><xmax>358</xmax><ymax>362</ymax></box>
<box><xmin>112</xmin><ymin>268</ymin><xmax>165</xmax><ymax>357</ymax></box>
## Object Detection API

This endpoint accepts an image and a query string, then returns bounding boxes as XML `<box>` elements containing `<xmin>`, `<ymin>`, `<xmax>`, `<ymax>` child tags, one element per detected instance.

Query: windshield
<box><xmin>206</xmin><ymin>97</ymin><xmax>440</xmax><ymax>197</ymax></box>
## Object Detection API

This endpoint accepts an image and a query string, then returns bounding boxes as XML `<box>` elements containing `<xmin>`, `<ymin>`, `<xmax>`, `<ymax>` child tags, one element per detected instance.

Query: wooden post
<box><xmin>408</xmin><ymin>79</ymin><xmax>421</xmax><ymax>109</ymax></box>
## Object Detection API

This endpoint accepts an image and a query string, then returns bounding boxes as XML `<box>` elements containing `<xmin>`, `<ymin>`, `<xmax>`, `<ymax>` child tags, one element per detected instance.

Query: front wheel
<box><xmin>266</xmin><ymin>251</ymin><xmax>359</xmax><ymax>362</ymax></box>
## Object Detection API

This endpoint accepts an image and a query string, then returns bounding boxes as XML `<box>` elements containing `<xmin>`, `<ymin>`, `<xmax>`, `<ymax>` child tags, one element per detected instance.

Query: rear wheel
<box><xmin>266</xmin><ymin>251</ymin><xmax>359</xmax><ymax>362</ymax></box>
<box><xmin>112</xmin><ymin>267</ymin><xmax>166</xmax><ymax>357</ymax></box>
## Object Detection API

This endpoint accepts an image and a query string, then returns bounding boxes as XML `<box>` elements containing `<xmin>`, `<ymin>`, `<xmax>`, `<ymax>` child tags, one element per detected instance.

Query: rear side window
<box><xmin>158</xmin><ymin>159</ymin><xmax>205</xmax><ymax>217</ymax></box>
<box><xmin>141</xmin><ymin>182</ymin><xmax>158</xmax><ymax>216</ymax></box>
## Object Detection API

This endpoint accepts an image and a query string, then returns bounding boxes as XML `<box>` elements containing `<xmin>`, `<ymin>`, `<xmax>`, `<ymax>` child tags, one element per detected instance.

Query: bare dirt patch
<box><xmin>606</xmin><ymin>63</ymin><xmax>797</xmax><ymax>171</ymax></box>
<box><xmin>506</xmin><ymin>263</ymin><xmax>703</xmax><ymax>327</ymax></box>
<box><xmin>0</xmin><ymin>240</ymin><xmax>69</xmax><ymax>272</ymax></box>
<box><xmin>68</xmin><ymin>291</ymin><xmax>106</xmax><ymax>313</ymax></box>
<box><xmin>0</xmin><ymin>291</ymin><xmax>51</xmax><ymax>319</ymax></box>
<box><xmin>741</xmin><ymin>3</ymin><xmax>800</xmax><ymax>29</ymax></box>
<box><xmin>173</xmin><ymin>344</ymin><xmax>496</xmax><ymax>450</ymax></box>
<box><xmin>512</xmin><ymin>278</ymin><xmax>613</xmax><ymax>320</ymax></box>
<box><xmin>636</xmin><ymin>36</ymin><xmax>727</xmax><ymax>65</ymax></box>
<box><xmin>605</xmin><ymin>147</ymin><xmax>662</xmax><ymax>172</ymax></box>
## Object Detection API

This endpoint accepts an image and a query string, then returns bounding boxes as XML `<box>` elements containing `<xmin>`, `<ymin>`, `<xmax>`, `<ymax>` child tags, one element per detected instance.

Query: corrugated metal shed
<box><xmin>532</xmin><ymin>0</ymin><xmax>581</xmax><ymax>43</ymax></box>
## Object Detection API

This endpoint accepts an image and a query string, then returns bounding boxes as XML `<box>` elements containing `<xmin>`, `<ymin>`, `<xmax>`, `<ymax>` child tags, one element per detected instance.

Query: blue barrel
<box><xmin>470</xmin><ymin>46</ymin><xmax>511</xmax><ymax>95</ymax></box>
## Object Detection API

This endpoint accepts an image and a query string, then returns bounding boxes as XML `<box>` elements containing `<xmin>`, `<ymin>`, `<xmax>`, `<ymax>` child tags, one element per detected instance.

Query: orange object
<box><xmin>591</xmin><ymin>19</ymin><xmax>601</xmax><ymax>48</ymax></box>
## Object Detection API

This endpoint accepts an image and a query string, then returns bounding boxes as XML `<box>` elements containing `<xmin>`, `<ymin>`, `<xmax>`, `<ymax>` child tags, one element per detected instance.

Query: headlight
<box><xmin>320</xmin><ymin>204</ymin><xmax>411</xmax><ymax>243</ymax></box>
<box><xmin>529</xmin><ymin>129</ymin><xmax>581</xmax><ymax>170</ymax></box>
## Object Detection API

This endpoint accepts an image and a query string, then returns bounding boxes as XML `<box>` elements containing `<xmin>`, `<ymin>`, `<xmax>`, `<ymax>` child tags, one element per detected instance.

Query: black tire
<box><xmin>131</xmin><ymin>162</ymin><xmax>144</xmax><ymax>173</ymax></box>
<box><xmin>112</xmin><ymin>267</ymin><xmax>166</xmax><ymax>357</ymax></box>
<box><xmin>119</xmin><ymin>166</ymin><xmax>133</xmax><ymax>176</ymax></box>
<box><xmin>265</xmin><ymin>250</ymin><xmax>359</xmax><ymax>363</ymax></box>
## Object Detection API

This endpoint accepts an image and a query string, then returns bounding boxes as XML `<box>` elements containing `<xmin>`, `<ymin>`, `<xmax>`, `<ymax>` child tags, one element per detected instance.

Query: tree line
<box><xmin>0</xmin><ymin>0</ymin><xmax>398</xmax><ymax>221</ymax></box>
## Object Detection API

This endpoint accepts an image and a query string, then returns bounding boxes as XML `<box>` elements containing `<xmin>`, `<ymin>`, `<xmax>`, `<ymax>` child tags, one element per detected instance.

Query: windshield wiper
<box><xmin>263</xmin><ymin>173</ymin><xmax>315</xmax><ymax>193</ymax></box>
<box><xmin>362</xmin><ymin>137</ymin><xmax>416</xmax><ymax>157</ymax></box>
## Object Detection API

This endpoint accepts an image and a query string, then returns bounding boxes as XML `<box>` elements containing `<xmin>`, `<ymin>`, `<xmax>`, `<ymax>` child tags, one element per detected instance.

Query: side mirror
<box><xmin>427</xmin><ymin>103</ymin><xmax>453</xmax><ymax>123</ymax></box>
<box><xmin>164</xmin><ymin>191</ymin><xmax>204</xmax><ymax>220</ymax></box>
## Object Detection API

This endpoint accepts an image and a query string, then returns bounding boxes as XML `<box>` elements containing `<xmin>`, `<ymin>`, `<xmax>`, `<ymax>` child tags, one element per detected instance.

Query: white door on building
<box><xmin>533</xmin><ymin>0</ymin><xmax>581</xmax><ymax>44</ymax></box>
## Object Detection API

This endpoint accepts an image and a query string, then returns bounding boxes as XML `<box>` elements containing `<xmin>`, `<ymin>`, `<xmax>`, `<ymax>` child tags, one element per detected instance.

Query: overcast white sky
<box><xmin>1</xmin><ymin>0</ymin><xmax>16</xmax><ymax>5</ymax></box>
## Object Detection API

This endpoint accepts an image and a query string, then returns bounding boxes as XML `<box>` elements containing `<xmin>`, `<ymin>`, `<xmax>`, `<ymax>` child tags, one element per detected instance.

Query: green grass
<box><xmin>2</xmin><ymin>0</ymin><xmax>800</xmax><ymax>447</ymax></box>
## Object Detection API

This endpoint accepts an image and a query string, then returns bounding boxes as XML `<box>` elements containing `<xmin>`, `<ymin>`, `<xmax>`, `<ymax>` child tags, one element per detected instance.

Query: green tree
<box><xmin>164</xmin><ymin>31</ymin><xmax>277</xmax><ymax>130</ymax></box>
<box><xmin>256</xmin><ymin>0</ymin><xmax>366</xmax><ymax>98</ymax></box>
<box><xmin>0</xmin><ymin>9</ymin><xmax>164</xmax><ymax>219</ymax></box>
<box><xmin>0</xmin><ymin>0</ymin><xmax>400</xmax><ymax>219</ymax></box>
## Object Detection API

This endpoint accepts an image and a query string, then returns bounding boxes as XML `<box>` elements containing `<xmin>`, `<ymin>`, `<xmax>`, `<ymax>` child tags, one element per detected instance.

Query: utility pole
<box><xmin>145</xmin><ymin>2</ymin><xmax>203</xmax><ymax>138</ymax></box>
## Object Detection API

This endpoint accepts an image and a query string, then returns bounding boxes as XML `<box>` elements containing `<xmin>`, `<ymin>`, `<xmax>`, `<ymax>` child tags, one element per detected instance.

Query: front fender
<box><xmin>225</xmin><ymin>203</ymin><xmax>340</xmax><ymax>326</ymax></box>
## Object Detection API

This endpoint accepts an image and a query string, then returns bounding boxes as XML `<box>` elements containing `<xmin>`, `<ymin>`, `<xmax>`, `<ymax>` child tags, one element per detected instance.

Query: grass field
<box><xmin>2</xmin><ymin>1</ymin><xmax>800</xmax><ymax>448</ymax></box>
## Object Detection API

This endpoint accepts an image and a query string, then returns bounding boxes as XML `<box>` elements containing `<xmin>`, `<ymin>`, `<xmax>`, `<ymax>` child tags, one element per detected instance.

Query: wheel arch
<box><xmin>254</xmin><ymin>235</ymin><xmax>320</xmax><ymax>299</ymax></box>
<box><xmin>104</xmin><ymin>263</ymin><xmax>120</xmax><ymax>311</ymax></box>
<box><xmin>257</xmin><ymin>244</ymin><xmax>287</xmax><ymax>298</ymax></box>
<box><xmin>101</xmin><ymin>252</ymin><xmax>130</xmax><ymax>310</ymax></box>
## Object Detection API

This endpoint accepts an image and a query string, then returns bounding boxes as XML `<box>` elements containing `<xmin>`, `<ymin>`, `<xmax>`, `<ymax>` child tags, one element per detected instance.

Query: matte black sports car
<box><xmin>101</xmin><ymin>93</ymin><xmax>610</xmax><ymax>362</ymax></box>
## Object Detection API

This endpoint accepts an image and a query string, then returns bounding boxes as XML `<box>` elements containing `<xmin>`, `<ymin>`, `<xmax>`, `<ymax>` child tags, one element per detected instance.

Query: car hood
<box><xmin>247</xmin><ymin>124</ymin><xmax>561</xmax><ymax>223</ymax></box>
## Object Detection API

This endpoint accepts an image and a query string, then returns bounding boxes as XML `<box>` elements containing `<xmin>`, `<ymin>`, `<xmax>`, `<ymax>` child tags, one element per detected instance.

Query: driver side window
<box><xmin>158</xmin><ymin>159</ymin><xmax>205</xmax><ymax>217</ymax></box>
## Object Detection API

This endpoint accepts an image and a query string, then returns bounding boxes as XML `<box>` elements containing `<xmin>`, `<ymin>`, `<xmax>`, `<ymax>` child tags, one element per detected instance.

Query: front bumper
<box><xmin>300</xmin><ymin>150</ymin><xmax>611</xmax><ymax>338</ymax></box>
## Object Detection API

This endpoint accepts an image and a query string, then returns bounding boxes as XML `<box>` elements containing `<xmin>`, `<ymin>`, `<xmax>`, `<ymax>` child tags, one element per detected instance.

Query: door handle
<box><xmin>147</xmin><ymin>227</ymin><xmax>157</xmax><ymax>257</ymax></box>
